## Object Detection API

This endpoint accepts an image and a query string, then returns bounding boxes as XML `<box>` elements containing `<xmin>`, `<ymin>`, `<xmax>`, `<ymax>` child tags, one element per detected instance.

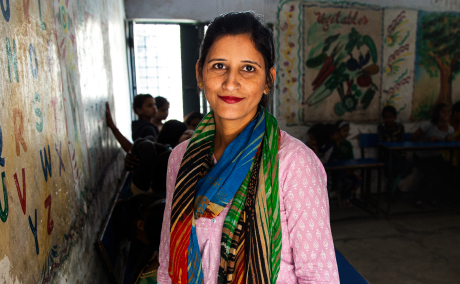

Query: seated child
<box><xmin>377</xmin><ymin>106</ymin><xmax>405</xmax><ymax>193</ymax></box>
<box><xmin>130</xmin><ymin>199</ymin><xmax>166</xmax><ymax>284</ymax></box>
<box><xmin>411</xmin><ymin>103</ymin><xmax>455</xmax><ymax>207</ymax></box>
<box><xmin>331</xmin><ymin>120</ymin><xmax>362</xmax><ymax>208</ymax></box>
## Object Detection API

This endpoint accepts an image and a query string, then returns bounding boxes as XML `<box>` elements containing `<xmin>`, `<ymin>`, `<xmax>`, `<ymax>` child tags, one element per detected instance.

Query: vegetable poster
<box><xmin>381</xmin><ymin>9</ymin><xmax>418</xmax><ymax>122</ymax></box>
<box><xmin>301</xmin><ymin>3</ymin><xmax>382</xmax><ymax>122</ymax></box>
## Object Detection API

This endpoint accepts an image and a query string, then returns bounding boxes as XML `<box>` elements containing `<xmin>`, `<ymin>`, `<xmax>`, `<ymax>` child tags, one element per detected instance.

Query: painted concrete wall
<box><xmin>125</xmin><ymin>0</ymin><xmax>460</xmax><ymax>23</ymax></box>
<box><xmin>0</xmin><ymin>0</ymin><xmax>130</xmax><ymax>282</ymax></box>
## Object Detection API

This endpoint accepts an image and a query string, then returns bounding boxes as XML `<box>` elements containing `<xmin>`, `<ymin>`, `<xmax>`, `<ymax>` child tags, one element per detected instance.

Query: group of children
<box><xmin>106</xmin><ymin>93</ymin><xmax>205</xmax><ymax>283</ymax></box>
<box><xmin>307</xmin><ymin>119</ymin><xmax>361</xmax><ymax>207</ymax></box>
<box><xmin>306</xmin><ymin>102</ymin><xmax>460</xmax><ymax>209</ymax></box>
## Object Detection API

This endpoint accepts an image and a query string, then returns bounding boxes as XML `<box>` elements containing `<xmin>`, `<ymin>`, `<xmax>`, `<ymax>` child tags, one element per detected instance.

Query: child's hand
<box><xmin>125</xmin><ymin>152</ymin><xmax>139</xmax><ymax>171</ymax></box>
<box><xmin>105</xmin><ymin>102</ymin><xmax>115</xmax><ymax>129</ymax></box>
<box><xmin>429</xmin><ymin>136</ymin><xmax>439</xmax><ymax>142</ymax></box>
<box><xmin>445</xmin><ymin>135</ymin><xmax>454</xmax><ymax>142</ymax></box>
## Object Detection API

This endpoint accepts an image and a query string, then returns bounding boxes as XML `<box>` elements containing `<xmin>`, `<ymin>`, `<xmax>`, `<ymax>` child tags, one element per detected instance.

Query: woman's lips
<box><xmin>218</xmin><ymin>96</ymin><xmax>244</xmax><ymax>104</ymax></box>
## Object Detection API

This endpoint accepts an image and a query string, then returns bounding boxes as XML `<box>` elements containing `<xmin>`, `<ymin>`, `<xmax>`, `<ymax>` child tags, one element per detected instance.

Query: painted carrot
<box><xmin>313</xmin><ymin>65</ymin><xmax>336</xmax><ymax>90</ymax></box>
<box><xmin>312</xmin><ymin>56</ymin><xmax>333</xmax><ymax>86</ymax></box>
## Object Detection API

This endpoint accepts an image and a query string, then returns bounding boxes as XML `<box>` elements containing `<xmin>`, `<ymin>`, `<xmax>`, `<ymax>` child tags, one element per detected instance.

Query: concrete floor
<box><xmin>331</xmin><ymin>212</ymin><xmax>460</xmax><ymax>284</ymax></box>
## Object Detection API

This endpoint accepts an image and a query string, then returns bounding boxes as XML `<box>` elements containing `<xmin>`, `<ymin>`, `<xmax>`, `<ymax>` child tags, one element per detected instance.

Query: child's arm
<box><xmin>106</xmin><ymin>102</ymin><xmax>133</xmax><ymax>152</ymax></box>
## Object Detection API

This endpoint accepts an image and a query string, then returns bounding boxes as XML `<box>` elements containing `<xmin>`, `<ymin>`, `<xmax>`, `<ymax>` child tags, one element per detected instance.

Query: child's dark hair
<box><xmin>124</xmin><ymin>193</ymin><xmax>158</xmax><ymax>240</ymax></box>
<box><xmin>184</xmin><ymin>111</ymin><xmax>205</xmax><ymax>127</ymax></box>
<box><xmin>431</xmin><ymin>103</ymin><xmax>448</xmax><ymax>124</ymax></box>
<box><xmin>197</xmin><ymin>11</ymin><xmax>275</xmax><ymax>108</ymax></box>
<box><xmin>155</xmin><ymin>96</ymin><xmax>168</xmax><ymax>109</ymax></box>
<box><xmin>324</xmin><ymin>124</ymin><xmax>338</xmax><ymax>141</ymax></box>
<box><xmin>382</xmin><ymin>105</ymin><xmax>397</xmax><ymax>117</ymax></box>
<box><xmin>157</xmin><ymin>120</ymin><xmax>188</xmax><ymax>148</ymax></box>
<box><xmin>452</xmin><ymin>101</ymin><xmax>460</xmax><ymax>117</ymax></box>
<box><xmin>133</xmin><ymin>94</ymin><xmax>154</xmax><ymax>115</ymax></box>
<box><xmin>308</xmin><ymin>123</ymin><xmax>324</xmax><ymax>144</ymax></box>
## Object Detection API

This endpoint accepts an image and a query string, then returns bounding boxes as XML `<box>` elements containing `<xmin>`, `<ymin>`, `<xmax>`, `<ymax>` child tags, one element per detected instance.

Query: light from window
<box><xmin>134</xmin><ymin>24</ymin><xmax>183</xmax><ymax>121</ymax></box>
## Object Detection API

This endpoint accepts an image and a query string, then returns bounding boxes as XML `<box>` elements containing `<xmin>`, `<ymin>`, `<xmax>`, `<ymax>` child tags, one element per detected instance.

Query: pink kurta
<box><xmin>157</xmin><ymin>131</ymin><xmax>339</xmax><ymax>283</ymax></box>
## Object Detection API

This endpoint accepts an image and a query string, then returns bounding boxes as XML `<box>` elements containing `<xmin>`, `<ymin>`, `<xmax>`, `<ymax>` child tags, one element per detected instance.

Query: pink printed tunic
<box><xmin>157</xmin><ymin>131</ymin><xmax>339</xmax><ymax>283</ymax></box>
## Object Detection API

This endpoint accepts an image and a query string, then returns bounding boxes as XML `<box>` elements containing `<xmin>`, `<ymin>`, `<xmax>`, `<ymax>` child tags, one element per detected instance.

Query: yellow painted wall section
<box><xmin>0</xmin><ymin>0</ymin><xmax>129</xmax><ymax>282</ymax></box>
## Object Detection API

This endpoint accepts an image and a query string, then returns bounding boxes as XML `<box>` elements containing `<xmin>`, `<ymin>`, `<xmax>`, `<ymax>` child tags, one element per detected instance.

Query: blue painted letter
<box><xmin>40</xmin><ymin>145</ymin><xmax>52</xmax><ymax>181</ymax></box>
<box><xmin>6</xmin><ymin>37</ymin><xmax>18</xmax><ymax>83</ymax></box>
<box><xmin>29</xmin><ymin>209</ymin><xmax>39</xmax><ymax>255</ymax></box>
<box><xmin>0</xmin><ymin>172</ymin><xmax>8</xmax><ymax>222</ymax></box>
<box><xmin>1</xmin><ymin>0</ymin><xmax>9</xmax><ymax>22</ymax></box>
<box><xmin>0</xmin><ymin>126</ymin><xmax>4</xmax><ymax>167</ymax></box>
<box><xmin>29</xmin><ymin>44</ymin><xmax>38</xmax><ymax>79</ymax></box>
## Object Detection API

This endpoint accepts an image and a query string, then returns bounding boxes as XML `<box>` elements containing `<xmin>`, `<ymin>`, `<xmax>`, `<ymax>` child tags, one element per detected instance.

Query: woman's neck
<box><xmin>213</xmin><ymin>111</ymin><xmax>257</xmax><ymax>162</ymax></box>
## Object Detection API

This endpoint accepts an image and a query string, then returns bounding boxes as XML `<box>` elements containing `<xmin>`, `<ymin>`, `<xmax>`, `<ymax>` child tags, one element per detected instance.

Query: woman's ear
<box><xmin>196</xmin><ymin>60</ymin><xmax>203</xmax><ymax>89</ymax></box>
<box><xmin>264</xmin><ymin>67</ymin><xmax>276</xmax><ymax>94</ymax></box>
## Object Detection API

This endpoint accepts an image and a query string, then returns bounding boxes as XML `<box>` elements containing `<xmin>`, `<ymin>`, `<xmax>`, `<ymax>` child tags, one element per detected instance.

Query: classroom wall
<box><xmin>276</xmin><ymin>0</ymin><xmax>460</xmax><ymax>147</ymax></box>
<box><xmin>124</xmin><ymin>0</ymin><xmax>460</xmax><ymax>23</ymax></box>
<box><xmin>0</xmin><ymin>0</ymin><xmax>130</xmax><ymax>282</ymax></box>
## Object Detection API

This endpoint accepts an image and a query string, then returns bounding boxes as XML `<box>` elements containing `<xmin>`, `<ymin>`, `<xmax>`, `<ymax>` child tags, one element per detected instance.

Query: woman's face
<box><xmin>157</xmin><ymin>102</ymin><xmax>170</xmax><ymax>121</ymax></box>
<box><xmin>196</xmin><ymin>34</ymin><xmax>275</xmax><ymax>123</ymax></box>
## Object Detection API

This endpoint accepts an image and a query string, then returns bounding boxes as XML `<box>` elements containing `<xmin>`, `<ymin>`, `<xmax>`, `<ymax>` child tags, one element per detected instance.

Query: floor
<box><xmin>330</xmin><ymin>200</ymin><xmax>460</xmax><ymax>284</ymax></box>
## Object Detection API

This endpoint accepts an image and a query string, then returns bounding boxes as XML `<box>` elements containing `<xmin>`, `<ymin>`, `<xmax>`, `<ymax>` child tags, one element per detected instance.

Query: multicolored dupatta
<box><xmin>169</xmin><ymin>108</ymin><xmax>281</xmax><ymax>284</ymax></box>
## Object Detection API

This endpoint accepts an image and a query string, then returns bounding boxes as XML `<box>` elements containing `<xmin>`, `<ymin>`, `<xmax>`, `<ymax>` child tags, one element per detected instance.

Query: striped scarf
<box><xmin>169</xmin><ymin>108</ymin><xmax>281</xmax><ymax>284</ymax></box>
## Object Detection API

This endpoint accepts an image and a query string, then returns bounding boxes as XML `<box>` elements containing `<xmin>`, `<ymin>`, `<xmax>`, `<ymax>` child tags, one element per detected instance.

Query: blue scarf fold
<box><xmin>187</xmin><ymin>111</ymin><xmax>265</xmax><ymax>283</ymax></box>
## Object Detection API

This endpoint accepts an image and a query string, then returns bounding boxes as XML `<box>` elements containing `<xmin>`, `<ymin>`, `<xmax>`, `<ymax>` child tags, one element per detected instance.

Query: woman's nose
<box><xmin>223</xmin><ymin>69</ymin><xmax>240</xmax><ymax>92</ymax></box>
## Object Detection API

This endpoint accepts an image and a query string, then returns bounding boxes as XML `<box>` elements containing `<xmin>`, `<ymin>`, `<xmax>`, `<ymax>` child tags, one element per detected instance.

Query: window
<box><xmin>134</xmin><ymin>24</ymin><xmax>183</xmax><ymax>121</ymax></box>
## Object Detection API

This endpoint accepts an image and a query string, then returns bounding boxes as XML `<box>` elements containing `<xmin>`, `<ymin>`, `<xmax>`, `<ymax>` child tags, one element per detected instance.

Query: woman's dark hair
<box><xmin>155</xmin><ymin>96</ymin><xmax>169</xmax><ymax>109</ymax></box>
<box><xmin>452</xmin><ymin>101</ymin><xmax>460</xmax><ymax>116</ymax></box>
<box><xmin>133</xmin><ymin>94</ymin><xmax>154</xmax><ymax>115</ymax></box>
<box><xmin>431</xmin><ymin>103</ymin><xmax>448</xmax><ymax>124</ymax></box>
<box><xmin>382</xmin><ymin>105</ymin><xmax>397</xmax><ymax>117</ymax></box>
<box><xmin>197</xmin><ymin>11</ymin><xmax>275</xmax><ymax>108</ymax></box>
<box><xmin>184</xmin><ymin>111</ymin><xmax>205</xmax><ymax>126</ymax></box>
<box><xmin>157</xmin><ymin>120</ymin><xmax>188</xmax><ymax>148</ymax></box>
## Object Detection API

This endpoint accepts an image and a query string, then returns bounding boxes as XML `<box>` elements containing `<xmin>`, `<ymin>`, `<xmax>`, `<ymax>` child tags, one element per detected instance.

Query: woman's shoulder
<box><xmin>279</xmin><ymin>131</ymin><xmax>322</xmax><ymax>167</ymax></box>
<box><xmin>167</xmin><ymin>139</ymin><xmax>189</xmax><ymax>169</ymax></box>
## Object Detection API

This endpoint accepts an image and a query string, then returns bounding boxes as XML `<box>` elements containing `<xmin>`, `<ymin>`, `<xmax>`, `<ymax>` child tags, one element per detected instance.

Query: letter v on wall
<box><xmin>14</xmin><ymin>169</ymin><xmax>26</xmax><ymax>215</ymax></box>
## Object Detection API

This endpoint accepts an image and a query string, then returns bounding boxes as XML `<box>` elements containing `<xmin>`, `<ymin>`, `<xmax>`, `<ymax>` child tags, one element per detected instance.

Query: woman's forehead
<box><xmin>206</xmin><ymin>34</ymin><xmax>264</xmax><ymax>64</ymax></box>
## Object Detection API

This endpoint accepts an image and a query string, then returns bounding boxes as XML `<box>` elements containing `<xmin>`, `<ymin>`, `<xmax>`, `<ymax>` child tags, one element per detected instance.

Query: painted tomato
<box><xmin>357</xmin><ymin>75</ymin><xmax>372</xmax><ymax>87</ymax></box>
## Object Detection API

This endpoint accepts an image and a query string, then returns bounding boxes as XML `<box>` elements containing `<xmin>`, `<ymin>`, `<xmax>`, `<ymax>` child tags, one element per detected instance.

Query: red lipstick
<box><xmin>218</xmin><ymin>96</ymin><xmax>244</xmax><ymax>104</ymax></box>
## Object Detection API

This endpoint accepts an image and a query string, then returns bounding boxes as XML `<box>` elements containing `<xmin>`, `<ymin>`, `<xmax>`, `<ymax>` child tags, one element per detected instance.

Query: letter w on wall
<box><xmin>40</xmin><ymin>145</ymin><xmax>52</xmax><ymax>182</ymax></box>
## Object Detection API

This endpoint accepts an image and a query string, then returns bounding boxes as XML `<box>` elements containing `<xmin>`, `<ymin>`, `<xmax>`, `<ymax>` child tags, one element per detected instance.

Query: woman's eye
<box><xmin>243</xmin><ymin>65</ymin><xmax>255</xmax><ymax>72</ymax></box>
<box><xmin>213</xmin><ymin>63</ymin><xmax>225</xmax><ymax>69</ymax></box>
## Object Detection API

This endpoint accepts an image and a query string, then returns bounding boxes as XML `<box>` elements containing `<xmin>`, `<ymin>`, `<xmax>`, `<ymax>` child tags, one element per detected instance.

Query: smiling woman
<box><xmin>157</xmin><ymin>11</ymin><xmax>339</xmax><ymax>284</ymax></box>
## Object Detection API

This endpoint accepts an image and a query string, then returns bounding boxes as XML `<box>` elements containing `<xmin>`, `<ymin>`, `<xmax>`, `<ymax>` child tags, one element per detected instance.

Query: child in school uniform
<box><xmin>331</xmin><ymin>120</ymin><xmax>362</xmax><ymax>208</ymax></box>
<box><xmin>377</xmin><ymin>106</ymin><xmax>406</xmax><ymax>194</ymax></box>
<box><xmin>411</xmin><ymin>103</ymin><xmax>455</xmax><ymax>207</ymax></box>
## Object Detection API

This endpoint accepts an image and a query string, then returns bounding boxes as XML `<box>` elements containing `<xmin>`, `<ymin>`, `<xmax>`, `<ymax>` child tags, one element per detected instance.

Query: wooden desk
<box><xmin>324</xmin><ymin>158</ymin><xmax>384</xmax><ymax>217</ymax></box>
<box><xmin>379</xmin><ymin>141</ymin><xmax>460</xmax><ymax>216</ymax></box>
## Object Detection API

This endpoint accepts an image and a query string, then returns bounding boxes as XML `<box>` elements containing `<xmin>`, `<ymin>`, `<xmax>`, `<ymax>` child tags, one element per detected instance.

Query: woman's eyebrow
<box><xmin>242</xmin><ymin>60</ymin><xmax>261</xmax><ymax>68</ymax></box>
<box><xmin>207</xmin><ymin>58</ymin><xmax>227</xmax><ymax>63</ymax></box>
